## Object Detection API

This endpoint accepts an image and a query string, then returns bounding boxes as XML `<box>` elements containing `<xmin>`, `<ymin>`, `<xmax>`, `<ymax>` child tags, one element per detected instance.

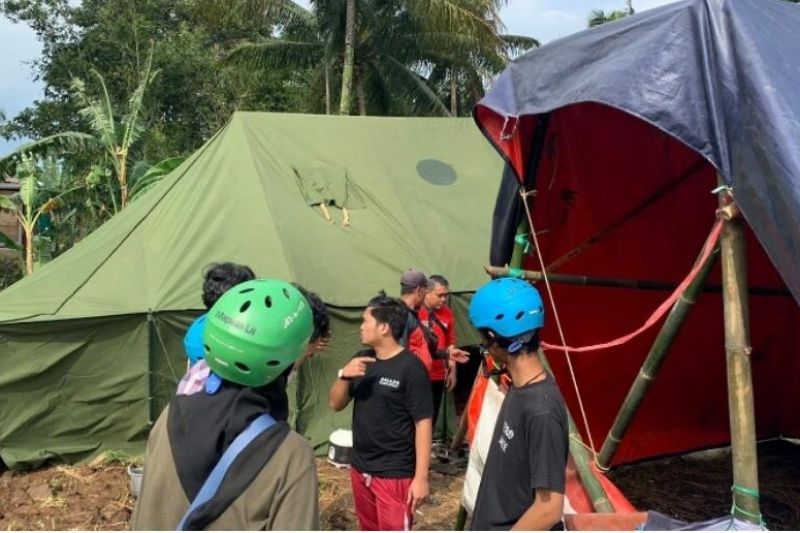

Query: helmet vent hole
<box><xmin>203</xmin><ymin>344</ymin><xmax>210</xmax><ymax>353</ymax></box>
<box><xmin>239</xmin><ymin>288</ymin><xmax>254</xmax><ymax>294</ymax></box>
<box><xmin>515</xmin><ymin>311</ymin><xmax>525</xmax><ymax>320</ymax></box>
<box><xmin>283</xmin><ymin>288</ymin><xmax>291</xmax><ymax>299</ymax></box>
<box><xmin>239</xmin><ymin>301</ymin><xmax>251</xmax><ymax>313</ymax></box>
<box><xmin>266</xmin><ymin>360</ymin><xmax>281</xmax><ymax>367</ymax></box>
<box><xmin>265</xmin><ymin>296</ymin><xmax>273</xmax><ymax>308</ymax></box>
<box><xmin>495</xmin><ymin>313</ymin><xmax>505</xmax><ymax>320</ymax></box>
<box><xmin>234</xmin><ymin>362</ymin><xmax>250</xmax><ymax>373</ymax></box>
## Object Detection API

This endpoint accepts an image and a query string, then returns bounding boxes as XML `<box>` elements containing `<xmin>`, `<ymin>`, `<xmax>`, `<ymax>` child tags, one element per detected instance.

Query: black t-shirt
<box><xmin>349</xmin><ymin>349</ymin><xmax>434</xmax><ymax>477</ymax></box>
<box><xmin>471</xmin><ymin>373</ymin><xmax>569</xmax><ymax>531</ymax></box>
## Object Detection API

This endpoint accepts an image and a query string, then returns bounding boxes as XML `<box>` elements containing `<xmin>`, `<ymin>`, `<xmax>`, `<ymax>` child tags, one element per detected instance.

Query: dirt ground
<box><xmin>608</xmin><ymin>439</ymin><xmax>800</xmax><ymax>530</ymax></box>
<box><xmin>0</xmin><ymin>458</ymin><xmax>465</xmax><ymax>531</ymax></box>
<box><xmin>1</xmin><ymin>440</ymin><xmax>797</xmax><ymax>530</ymax></box>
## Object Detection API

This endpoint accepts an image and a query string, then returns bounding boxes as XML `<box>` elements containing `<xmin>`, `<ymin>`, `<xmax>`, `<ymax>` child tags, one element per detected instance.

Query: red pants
<box><xmin>350</xmin><ymin>467</ymin><xmax>413</xmax><ymax>531</ymax></box>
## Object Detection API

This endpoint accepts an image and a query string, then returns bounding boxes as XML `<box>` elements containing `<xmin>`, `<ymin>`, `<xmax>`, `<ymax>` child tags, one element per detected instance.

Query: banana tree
<box><xmin>128</xmin><ymin>155</ymin><xmax>187</xmax><ymax>201</ymax></box>
<box><xmin>0</xmin><ymin>154</ymin><xmax>81</xmax><ymax>275</ymax></box>
<box><xmin>0</xmin><ymin>132</ymin><xmax>95</xmax><ymax>181</ymax></box>
<box><xmin>71</xmin><ymin>47</ymin><xmax>159</xmax><ymax>210</ymax></box>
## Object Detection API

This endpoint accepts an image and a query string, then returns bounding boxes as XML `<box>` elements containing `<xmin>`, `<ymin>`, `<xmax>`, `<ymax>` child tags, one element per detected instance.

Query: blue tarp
<box><xmin>477</xmin><ymin>0</ymin><xmax>800</xmax><ymax>304</ymax></box>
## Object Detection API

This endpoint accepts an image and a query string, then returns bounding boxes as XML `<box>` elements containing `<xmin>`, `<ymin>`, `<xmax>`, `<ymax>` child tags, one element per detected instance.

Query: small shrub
<box><xmin>0</xmin><ymin>251</ymin><xmax>23</xmax><ymax>290</ymax></box>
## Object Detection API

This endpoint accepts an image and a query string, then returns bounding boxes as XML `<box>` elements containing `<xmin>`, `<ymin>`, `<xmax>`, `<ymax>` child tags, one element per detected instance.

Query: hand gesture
<box><xmin>448</xmin><ymin>346</ymin><xmax>470</xmax><ymax>364</ymax></box>
<box><xmin>342</xmin><ymin>356</ymin><xmax>376</xmax><ymax>379</ymax></box>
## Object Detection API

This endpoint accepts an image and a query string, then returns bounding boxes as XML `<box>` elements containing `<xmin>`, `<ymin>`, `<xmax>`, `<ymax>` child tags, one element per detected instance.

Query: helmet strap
<box><xmin>505</xmin><ymin>332</ymin><xmax>535</xmax><ymax>355</ymax></box>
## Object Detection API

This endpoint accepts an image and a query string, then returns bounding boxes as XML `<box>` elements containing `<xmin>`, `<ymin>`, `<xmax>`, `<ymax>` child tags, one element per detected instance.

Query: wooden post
<box><xmin>597</xmin><ymin>245</ymin><xmax>720</xmax><ymax>470</ymax></box>
<box><xmin>483</xmin><ymin>265</ymin><xmax>787</xmax><ymax>297</ymax></box>
<box><xmin>455</xmin><ymin>506</ymin><xmax>468</xmax><ymax>530</ymax></box>
<box><xmin>718</xmin><ymin>185</ymin><xmax>761</xmax><ymax>525</ymax></box>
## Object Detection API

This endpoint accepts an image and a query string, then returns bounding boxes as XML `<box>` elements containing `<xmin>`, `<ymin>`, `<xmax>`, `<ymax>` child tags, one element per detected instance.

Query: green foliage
<box><xmin>0</xmin><ymin>0</ymin><xmax>536</xmax><ymax>260</ymax></box>
<box><xmin>589</xmin><ymin>0</ymin><xmax>635</xmax><ymax>28</ymax></box>
<box><xmin>0</xmin><ymin>232</ymin><xmax>21</xmax><ymax>252</ymax></box>
<box><xmin>129</xmin><ymin>155</ymin><xmax>187</xmax><ymax>201</ymax></box>
<box><xmin>0</xmin><ymin>251</ymin><xmax>23</xmax><ymax>291</ymax></box>
<box><xmin>1</xmin><ymin>0</ymin><xmax>299</xmax><ymax>159</ymax></box>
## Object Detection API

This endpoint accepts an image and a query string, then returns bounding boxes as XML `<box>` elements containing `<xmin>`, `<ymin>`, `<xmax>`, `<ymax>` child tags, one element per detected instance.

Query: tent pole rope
<box><xmin>520</xmin><ymin>187</ymin><xmax>598</xmax><ymax>457</ymax></box>
<box><xmin>151</xmin><ymin>313</ymin><xmax>180</xmax><ymax>384</ymax></box>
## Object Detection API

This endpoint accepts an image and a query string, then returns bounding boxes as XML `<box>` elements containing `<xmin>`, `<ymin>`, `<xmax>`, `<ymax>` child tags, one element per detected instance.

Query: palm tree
<box><xmin>71</xmin><ymin>47</ymin><xmax>159</xmax><ymax>209</ymax></box>
<box><xmin>589</xmin><ymin>0</ymin><xmax>635</xmax><ymax>27</ymax></box>
<box><xmin>340</xmin><ymin>0</ymin><xmax>357</xmax><ymax>114</ymax></box>
<box><xmin>0</xmin><ymin>132</ymin><xmax>95</xmax><ymax>180</ymax></box>
<box><xmin>231</xmin><ymin>0</ymin><xmax>533</xmax><ymax>116</ymax></box>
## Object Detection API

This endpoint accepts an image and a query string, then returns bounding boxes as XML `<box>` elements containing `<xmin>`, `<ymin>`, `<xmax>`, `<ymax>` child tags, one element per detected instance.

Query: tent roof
<box><xmin>0</xmin><ymin>113</ymin><xmax>503</xmax><ymax>321</ymax></box>
<box><xmin>474</xmin><ymin>0</ymin><xmax>800</xmax><ymax>305</ymax></box>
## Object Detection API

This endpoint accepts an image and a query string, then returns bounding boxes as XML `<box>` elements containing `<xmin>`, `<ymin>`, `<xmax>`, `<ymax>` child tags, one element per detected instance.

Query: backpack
<box><xmin>402</xmin><ymin>308</ymin><xmax>443</xmax><ymax>359</ymax></box>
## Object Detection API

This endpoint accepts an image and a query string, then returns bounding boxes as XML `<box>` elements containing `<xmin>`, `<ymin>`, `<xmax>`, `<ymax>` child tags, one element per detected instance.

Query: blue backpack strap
<box><xmin>176</xmin><ymin>413</ymin><xmax>276</xmax><ymax>530</ymax></box>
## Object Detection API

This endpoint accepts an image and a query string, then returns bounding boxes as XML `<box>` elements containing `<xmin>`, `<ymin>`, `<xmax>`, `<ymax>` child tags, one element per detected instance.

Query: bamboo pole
<box><xmin>455</xmin><ymin>506</ymin><xmax>468</xmax><ymax>530</ymax></box>
<box><xmin>718</xmin><ymin>185</ymin><xmax>761</xmax><ymax>525</ymax></box>
<box><xmin>485</xmin><ymin>265</ymin><xmax>788</xmax><ymax>297</ymax></box>
<box><xmin>596</xmin><ymin>245</ymin><xmax>720</xmax><ymax>470</ymax></box>
<box><xmin>450</xmin><ymin>360</ymin><xmax>482</xmax><ymax>453</ymax></box>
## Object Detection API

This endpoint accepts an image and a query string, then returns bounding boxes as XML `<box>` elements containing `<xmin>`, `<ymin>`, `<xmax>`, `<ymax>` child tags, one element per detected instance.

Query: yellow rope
<box><xmin>520</xmin><ymin>187</ymin><xmax>598</xmax><ymax>458</ymax></box>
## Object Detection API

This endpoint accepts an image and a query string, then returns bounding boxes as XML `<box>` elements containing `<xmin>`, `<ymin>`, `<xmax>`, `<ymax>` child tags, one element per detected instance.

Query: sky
<box><xmin>0</xmin><ymin>0</ymin><xmax>677</xmax><ymax>156</ymax></box>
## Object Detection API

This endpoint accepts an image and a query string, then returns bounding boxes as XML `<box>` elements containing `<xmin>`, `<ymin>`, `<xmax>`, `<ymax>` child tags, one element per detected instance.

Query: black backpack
<box><xmin>402</xmin><ymin>308</ymin><xmax>445</xmax><ymax>360</ymax></box>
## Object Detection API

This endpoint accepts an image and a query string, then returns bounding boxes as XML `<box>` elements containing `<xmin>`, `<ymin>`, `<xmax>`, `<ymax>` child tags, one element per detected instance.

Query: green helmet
<box><xmin>203</xmin><ymin>279</ymin><xmax>313</xmax><ymax>387</ymax></box>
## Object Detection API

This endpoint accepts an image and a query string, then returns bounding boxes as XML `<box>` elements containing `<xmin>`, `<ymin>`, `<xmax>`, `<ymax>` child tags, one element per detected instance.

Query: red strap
<box><xmin>541</xmin><ymin>219</ymin><xmax>723</xmax><ymax>354</ymax></box>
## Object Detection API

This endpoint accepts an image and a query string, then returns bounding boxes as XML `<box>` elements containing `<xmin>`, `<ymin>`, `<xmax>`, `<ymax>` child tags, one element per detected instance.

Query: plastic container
<box><xmin>327</xmin><ymin>429</ymin><xmax>353</xmax><ymax>468</ymax></box>
<box><xmin>127</xmin><ymin>465</ymin><xmax>143</xmax><ymax>497</ymax></box>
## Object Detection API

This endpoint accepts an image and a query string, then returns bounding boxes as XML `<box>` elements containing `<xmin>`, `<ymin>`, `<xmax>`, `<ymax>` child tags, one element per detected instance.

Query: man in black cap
<box><xmin>398</xmin><ymin>269</ymin><xmax>436</xmax><ymax>376</ymax></box>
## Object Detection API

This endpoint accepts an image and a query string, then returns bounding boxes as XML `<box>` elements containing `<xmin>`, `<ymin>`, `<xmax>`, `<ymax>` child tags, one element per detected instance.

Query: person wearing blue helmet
<box><xmin>183</xmin><ymin>262</ymin><xmax>257</xmax><ymax>364</ymax></box>
<box><xmin>468</xmin><ymin>277</ymin><xmax>568</xmax><ymax>531</ymax></box>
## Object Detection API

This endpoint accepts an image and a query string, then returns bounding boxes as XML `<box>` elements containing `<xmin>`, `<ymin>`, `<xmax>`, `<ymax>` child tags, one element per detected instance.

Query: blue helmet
<box><xmin>469</xmin><ymin>277</ymin><xmax>545</xmax><ymax>339</ymax></box>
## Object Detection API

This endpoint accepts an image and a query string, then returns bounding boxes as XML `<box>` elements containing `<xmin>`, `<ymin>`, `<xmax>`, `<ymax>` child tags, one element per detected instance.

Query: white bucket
<box><xmin>327</xmin><ymin>429</ymin><xmax>353</xmax><ymax>468</ymax></box>
<box><xmin>127</xmin><ymin>465</ymin><xmax>143</xmax><ymax>498</ymax></box>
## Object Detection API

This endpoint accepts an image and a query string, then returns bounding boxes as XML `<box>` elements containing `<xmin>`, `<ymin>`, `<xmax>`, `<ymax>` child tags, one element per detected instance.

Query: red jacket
<box><xmin>418</xmin><ymin>305</ymin><xmax>456</xmax><ymax>382</ymax></box>
<box><xmin>407</xmin><ymin>324</ymin><xmax>434</xmax><ymax>377</ymax></box>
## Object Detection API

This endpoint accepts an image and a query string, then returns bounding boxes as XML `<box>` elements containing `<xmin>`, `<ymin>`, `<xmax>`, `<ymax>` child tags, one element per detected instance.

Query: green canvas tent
<box><xmin>0</xmin><ymin>112</ymin><xmax>502</xmax><ymax>469</ymax></box>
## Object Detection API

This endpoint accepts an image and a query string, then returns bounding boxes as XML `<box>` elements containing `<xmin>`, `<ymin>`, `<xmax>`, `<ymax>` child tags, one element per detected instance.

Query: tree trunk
<box><xmin>118</xmin><ymin>151</ymin><xmax>129</xmax><ymax>209</ymax></box>
<box><xmin>24</xmin><ymin>225</ymin><xmax>33</xmax><ymax>275</ymax></box>
<box><xmin>339</xmin><ymin>0</ymin><xmax>356</xmax><ymax>115</ymax></box>
<box><xmin>356</xmin><ymin>70</ymin><xmax>367</xmax><ymax>116</ymax></box>
<box><xmin>325</xmin><ymin>61</ymin><xmax>331</xmax><ymax>115</ymax></box>
<box><xmin>450</xmin><ymin>68</ymin><xmax>458</xmax><ymax>117</ymax></box>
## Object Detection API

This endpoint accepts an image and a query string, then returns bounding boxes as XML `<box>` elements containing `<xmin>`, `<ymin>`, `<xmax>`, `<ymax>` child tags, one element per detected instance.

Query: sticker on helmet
<box><xmin>283</xmin><ymin>299</ymin><xmax>307</xmax><ymax>329</ymax></box>
<box><xmin>214</xmin><ymin>310</ymin><xmax>257</xmax><ymax>336</ymax></box>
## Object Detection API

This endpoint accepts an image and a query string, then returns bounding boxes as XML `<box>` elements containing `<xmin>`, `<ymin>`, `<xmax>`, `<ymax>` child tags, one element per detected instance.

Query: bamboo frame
<box><xmin>596</xmin><ymin>245</ymin><xmax>720</xmax><ymax>470</ymax></box>
<box><xmin>485</xmin><ymin>265</ymin><xmax>788</xmax><ymax>297</ymax></box>
<box><xmin>718</xmin><ymin>185</ymin><xmax>761</xmax><ymax>524</ymax></box>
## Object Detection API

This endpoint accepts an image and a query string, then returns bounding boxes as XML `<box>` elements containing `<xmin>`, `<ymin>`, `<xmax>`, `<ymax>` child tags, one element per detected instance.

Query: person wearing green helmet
<box><xmin>133</xmin><ymin>279</ymin><xmax>320</xmax><ymax>531</ymax></box>
<box><xmin>176</xmin><ymin>280</ymin><xmax>332</xmax><ymax>418</ymax></box>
